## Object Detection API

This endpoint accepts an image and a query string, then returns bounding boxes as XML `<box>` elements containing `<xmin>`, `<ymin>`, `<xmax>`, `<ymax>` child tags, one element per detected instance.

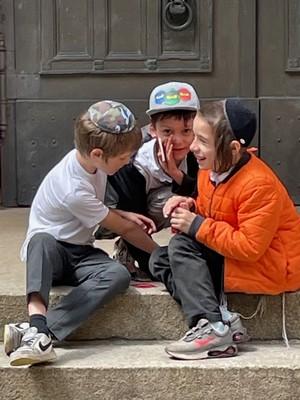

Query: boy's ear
<box><xmin>90</xmin><ymin>148</ymin><xmax>103</xmax><ymax>159</ymax></box>
<box><xmin>230</xmin><ymin>140</ymin><xmax>241</xmax><ymax>154</ymax></box>
<box><xmin>149</xmin><ymin>123</ymin><xmax>158</xmax><ymax>138</ymax></box>
<box><xmin>230</xmin><ymin>140</ymin><xmax>243</xmax><ymax>163</ymax></box>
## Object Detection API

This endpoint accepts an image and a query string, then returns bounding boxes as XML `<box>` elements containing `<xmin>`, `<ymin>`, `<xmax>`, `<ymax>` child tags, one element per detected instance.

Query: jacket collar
<box><xmin>209</xmin><ymin>151</ymin><xmax>251</xmax><ymax>186</ymax></box>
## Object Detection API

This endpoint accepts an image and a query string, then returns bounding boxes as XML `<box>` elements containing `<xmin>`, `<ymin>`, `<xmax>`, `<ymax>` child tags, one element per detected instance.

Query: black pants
<box><xmin>26</xmin><ymin>233</ymin><xmax>131</xmax><ymax>340</ymax></box>
<box><xmin>94</xmin><ymin>229</ymin><xmax>152</xmax><ymax>276</ymax></box>
<box><xmin>149</xmin><ymin>234</ymin><xmax>224</xmax><ymax>328</ymax></box>
<box><xmin>125</xmin><ymin>241</ymin><xmax>152</xmax><ymax>274</ymax></box>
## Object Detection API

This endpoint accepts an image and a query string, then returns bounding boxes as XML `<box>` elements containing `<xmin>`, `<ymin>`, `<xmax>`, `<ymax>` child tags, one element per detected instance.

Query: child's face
<box><xmin>96</xmin><ymin>151</ymin><xmax>133</xmax><ymax>175</ymax></box>
<box><xmin>190</xmin><ymin>115</ymin><xmax>215</xmax><ymax>170</ymax></box>
<box><xmin>151</xmin><ymin>116</ymin><xmax>194</xmax><ymax>163</ymax></box>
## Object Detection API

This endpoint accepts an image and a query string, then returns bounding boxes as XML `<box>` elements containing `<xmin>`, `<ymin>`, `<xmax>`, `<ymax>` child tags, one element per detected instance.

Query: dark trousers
<box><xmin>125</xmin><ymin>241</ymin><xmax>151</xmax><ymax>274</ymax></box>
<box><xmin>26</xmin><ymin>233</ymin><xmax>131</xmax><ymax>340</ymax></box>
<box><xmin>149</xmin><ymin>234</ymin><xmax>224</xmax><ymax>328</ymax></box>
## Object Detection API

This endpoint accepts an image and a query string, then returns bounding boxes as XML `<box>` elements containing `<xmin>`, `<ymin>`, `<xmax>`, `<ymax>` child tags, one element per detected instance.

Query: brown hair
<box><xmin>74</xmin><ymin>112</ymin><xmax>142</xmax><ymax>161</ymax></box>
<box><xmin>150</xmin><ymin>110</ymin><xmax>196</xmax><ymax>127</ymax></box>
<box><xmin>197</xmin><ymin>101</ymin><xmax>244</xmax><ymax>173</ymax></box>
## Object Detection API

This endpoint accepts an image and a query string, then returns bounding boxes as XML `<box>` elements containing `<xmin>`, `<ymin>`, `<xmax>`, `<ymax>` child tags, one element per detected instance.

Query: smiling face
<box><xmin>151</xmin><ymin>116</ymin><xmax>194</xmax><ymax>164</ymax></box>
<box><xmin>190</xmin><ymin>115</ymin><xmax>216</xmax><ymax>170</ymax></box>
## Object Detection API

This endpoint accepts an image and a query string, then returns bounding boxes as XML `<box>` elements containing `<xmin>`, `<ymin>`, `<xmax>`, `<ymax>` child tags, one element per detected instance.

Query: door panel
<box><xmin>15</xmin><ymin>100</ymin><xmax>148</xmax><ymax>205</ymax></box>
<box><xmin>260</xmin><ymin>99</ymin><xmax>300</xmax><ymax>204</ymax></box>
<box><xmin>258</xmin><ymin>0</ymin><xmax>300</xmax><ymax>96</ymax></box>
<box><xmin>40</xmin><ymin>0</ymin><xmax>213</xmax><ymax>74</ymax></box>
<box><xmin>2</xmin><ymin>0</ymin><xmax>259</xmax><ymax>205</ymax></box>
<box><xmin>258</xmin><ymin>0</ymin><xmax>300</xmax><ymax>203</ymax></box>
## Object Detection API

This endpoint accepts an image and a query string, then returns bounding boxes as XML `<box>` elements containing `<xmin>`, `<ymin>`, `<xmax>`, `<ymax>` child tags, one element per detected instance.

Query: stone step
<box><xmin>1</xmin><ymin>207</ymin><xmax>300</xmax><ymax>342</ymax></box>
<box><xmin>0</xmin><ymin>340</ymin><xmax>299</xmax><ymax>400</ymax></box>
<box><xmin>1</xmin><ymin>282</ymin><xmax>300</xmax><ymax>341</ymax></box>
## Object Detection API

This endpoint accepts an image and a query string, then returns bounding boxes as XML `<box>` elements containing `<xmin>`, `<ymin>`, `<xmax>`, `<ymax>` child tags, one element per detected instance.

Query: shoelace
<box><xmin>20</xmin><ymin>328</ymin><xmax>40</xmax><ymax>347</ymax></box>
<box><xmin>184</xmin><ymin>321</ymin><xmax>212</xmax><ymax>340</ymax></box>
<box><xmin>221</xmin><ymin>292</ymin><xmax>266</xmax><ymax>320</ymax></box>
<box><xmin>221</xmin><ymin>292</ymin><xmax>290</xmax><ymax>348</ymax></box>
<box><xmin>281</xmin><ymin>292</ymin><xmax>290</xmax><ymax>348</ymax></box>
<box><xmin>21</xmin><ymin>335</ymin><xmax>36</xmax><ymax>347</ymax></box>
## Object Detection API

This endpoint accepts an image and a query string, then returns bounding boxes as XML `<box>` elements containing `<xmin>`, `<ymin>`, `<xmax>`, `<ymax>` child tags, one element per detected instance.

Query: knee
<box><xmin>149</xmin><ymin>247</ymin><xmax>165</xmax><ymax>276</ymax></box>
<box><xmin>27</xmin><ymin>233</ymin><xmax>58</xmax><ymax>260</ymax></box>
<box><xmin>107</xmin><ymin>262</ymin><xmax>131</xmax><ymax>292</ymax></box>
<box><xmin>168</xmin><ymin>234</ymin><xmax>185</xmax><ymax>255</ymax></box>
<box><xmin>28</xmin><ymin>233</ymin><xmax>57</xmax><ymax>252</ymax></box>
<box><xmin>168</xmin><ymin>234</ymin><xmax>193</xmax><ymax>266</ymax></box>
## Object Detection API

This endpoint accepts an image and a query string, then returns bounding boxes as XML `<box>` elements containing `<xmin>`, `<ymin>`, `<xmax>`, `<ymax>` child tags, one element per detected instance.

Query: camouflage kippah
<box><xmin>87</xmin><ymin>100</ymin><xmax>136</xmax><ymax>134</ymax></box>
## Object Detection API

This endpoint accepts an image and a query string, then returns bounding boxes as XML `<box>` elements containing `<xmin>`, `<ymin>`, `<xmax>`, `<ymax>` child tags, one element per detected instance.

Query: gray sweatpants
<box><xmin>26</xmin><ymin>233</ymin><xmax>131</xmax><ymax>340</ymax></box>
<box><xmin>149</xmin><ymin>234</ymin><xmax>223</xmax><ymax>328</ymax></box>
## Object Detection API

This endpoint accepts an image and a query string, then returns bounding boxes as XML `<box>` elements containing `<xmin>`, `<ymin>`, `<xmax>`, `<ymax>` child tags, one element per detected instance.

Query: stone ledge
<box><xmin>0</xmin><ymin>340</ymin><xmax>300</xmax><ymax>400</ymax></box>
<box><xmin>0</xmin><ymin>282</ymin><xmax>300</xmax><ymax>341</ymax></box>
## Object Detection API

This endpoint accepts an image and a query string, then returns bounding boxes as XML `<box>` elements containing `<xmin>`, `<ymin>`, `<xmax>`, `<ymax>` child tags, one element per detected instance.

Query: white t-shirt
<box><xmin>20</xmin><ymin>149</ymin><xmax>109</xmax><ymax>261</ymax></box>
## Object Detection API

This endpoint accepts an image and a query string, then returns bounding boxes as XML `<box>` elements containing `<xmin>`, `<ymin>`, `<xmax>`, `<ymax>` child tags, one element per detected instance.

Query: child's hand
<box><xmin>163</xmin><ymin>196</ymin><xmax>194</xmax><ymax>218</ymax></box>
<box><xmin>170</xmin><ymin>207</ymin><xmax>196</xmax><ymax>235</ymax></box>
<box><xmin>157</xmin><ymin>137</ymin><xmax>182</xmax><ymax>182</ymax></box>
<box><xmin>115</xmin><ymin>210</ymin><xmax>157</xmax><ymax>235</ymax></box>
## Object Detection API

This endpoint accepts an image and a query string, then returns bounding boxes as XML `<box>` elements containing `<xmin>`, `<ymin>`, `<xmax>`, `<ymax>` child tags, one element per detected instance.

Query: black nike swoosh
<box><xmin>39</xmin><ymin>340</ymin><xmax>52</xmax><ymax>352</ymax></box>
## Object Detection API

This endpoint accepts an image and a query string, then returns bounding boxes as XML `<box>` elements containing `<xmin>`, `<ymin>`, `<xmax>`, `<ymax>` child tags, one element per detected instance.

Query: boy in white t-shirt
<box><xmin>4</xmin><ymin>100</ymin><xmax>158</xmax><ymax>367</ymax></box>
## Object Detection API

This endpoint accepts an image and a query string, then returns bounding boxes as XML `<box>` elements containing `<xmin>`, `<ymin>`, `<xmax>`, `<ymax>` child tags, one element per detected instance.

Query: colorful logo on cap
<box><xmin>154</xmin><ymin>87</ymin><xmax>192</xmax><ymax>106</ymax></box>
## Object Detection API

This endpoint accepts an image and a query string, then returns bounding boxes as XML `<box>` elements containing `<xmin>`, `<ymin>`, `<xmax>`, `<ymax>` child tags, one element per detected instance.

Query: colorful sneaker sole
<box><xmin>208</xmin><ymin>344</ymin><xmax>238</xmax><ymax>358</ymax></box>
<box><xmin>166</xmin><ymin>344</ymin><xmax>238</xmax><ymax>360</ymax></box>
<box><xmin>232</xmin><ymin>330</ymin><xmax>251</xmax><ymax>344</ymax></box>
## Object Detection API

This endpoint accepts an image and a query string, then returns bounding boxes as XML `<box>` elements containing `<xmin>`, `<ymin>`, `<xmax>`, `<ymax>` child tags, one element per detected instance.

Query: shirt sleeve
<box><xmin>63</xmin><ymin>186</ymin><xmax>109</xmax><ymax>228</ymax></box>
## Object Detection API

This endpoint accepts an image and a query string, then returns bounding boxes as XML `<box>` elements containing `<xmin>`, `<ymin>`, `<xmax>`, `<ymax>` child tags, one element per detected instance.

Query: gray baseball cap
<box><xmin>146</xmin><ymin>82</ymin><xmax>200</xmax><ymax>116</ymax></box>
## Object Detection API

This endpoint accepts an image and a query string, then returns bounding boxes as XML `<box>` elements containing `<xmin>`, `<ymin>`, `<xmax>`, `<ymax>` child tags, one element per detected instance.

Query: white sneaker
<box><xmin>9</xmin><ymin>327</ymin><xmax>57</xmax><ymax>366</ymax></box>
<box><xmin>4</xmin><ymin>322</ymin><xmax>30</xmax><ymax>355</ymax></box>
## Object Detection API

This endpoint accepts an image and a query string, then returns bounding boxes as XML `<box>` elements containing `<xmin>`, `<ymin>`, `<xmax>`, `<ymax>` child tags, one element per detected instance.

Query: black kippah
<box><xmin>225</xmin><ymin>99</ymin><xmax>257</xmax><ymax>147</ymax></box>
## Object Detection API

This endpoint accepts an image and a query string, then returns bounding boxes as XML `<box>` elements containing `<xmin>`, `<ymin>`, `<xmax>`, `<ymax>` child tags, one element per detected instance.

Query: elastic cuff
<box><xmin>188</xmin><ymin>215</ymin><xmax>204</xmax><ymax>238</ymax></box>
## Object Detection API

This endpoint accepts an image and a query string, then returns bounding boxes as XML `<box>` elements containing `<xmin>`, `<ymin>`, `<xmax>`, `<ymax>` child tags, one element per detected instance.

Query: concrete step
<box><xmin>1</xmin><ymin>207</ymin><xmax>300</xmax><ymax>342</ymax></box>
<box><xmin>1</xmin><ymin>282</ymin><xmax>300</xmax><ymax>341</ymax></box>
<box><xmin>0</xmin><ymin>340</ymin><xmax>299</xmax><ymax>400</ymax></box>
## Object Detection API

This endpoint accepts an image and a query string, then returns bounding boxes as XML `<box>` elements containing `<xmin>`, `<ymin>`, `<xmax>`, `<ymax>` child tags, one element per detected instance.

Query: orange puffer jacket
<box><xmin>195</xmin><ymin>153</ymin><xmax>300</xmax><ymax>295</ymax></box>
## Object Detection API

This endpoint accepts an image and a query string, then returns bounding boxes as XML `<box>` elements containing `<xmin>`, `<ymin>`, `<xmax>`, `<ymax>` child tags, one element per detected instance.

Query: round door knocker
<box><xmin>163</xmin><ymin>0</ymin><xmax>193</xmax><ymax>31</ymax></box>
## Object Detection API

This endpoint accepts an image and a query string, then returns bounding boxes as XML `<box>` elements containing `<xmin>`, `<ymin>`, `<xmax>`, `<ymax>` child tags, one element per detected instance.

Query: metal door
<box><xmin>258</xmin><ymin>0</ymin><xmax>300</xmax><ymax>204</ymax></box>
<box><xmin>4</xmin><ymin>0</ymin><xmax>297</xmax><ymax>206</ymax></box>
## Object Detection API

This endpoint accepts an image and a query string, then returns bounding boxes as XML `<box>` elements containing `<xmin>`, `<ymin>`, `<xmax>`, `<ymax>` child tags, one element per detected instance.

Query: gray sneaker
<box><xmin>221</xmin><ymin>311</ymin><xmax>250</xmax><ymax>344</ymax></box>
<box><xmin>165</xmin><ymin>319</ymin><xmax>238</xmax><ymax>360</ymax></box>
<box><xmin>4</xmin><ymin>322</ymin><xmax>30</xmax><ymax>355</ymax></box>
<box><xmin>10</xmin><ymin>327</ymin><xmax>57</xmax><ymax>367</ymax></box>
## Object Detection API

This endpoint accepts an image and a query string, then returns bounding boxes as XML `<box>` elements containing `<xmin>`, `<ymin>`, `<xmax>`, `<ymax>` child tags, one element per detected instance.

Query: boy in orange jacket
<box><xmin>150</xmin><ymin>99</ymin><xmax>300</xmax><ymax>360</ymax></box>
